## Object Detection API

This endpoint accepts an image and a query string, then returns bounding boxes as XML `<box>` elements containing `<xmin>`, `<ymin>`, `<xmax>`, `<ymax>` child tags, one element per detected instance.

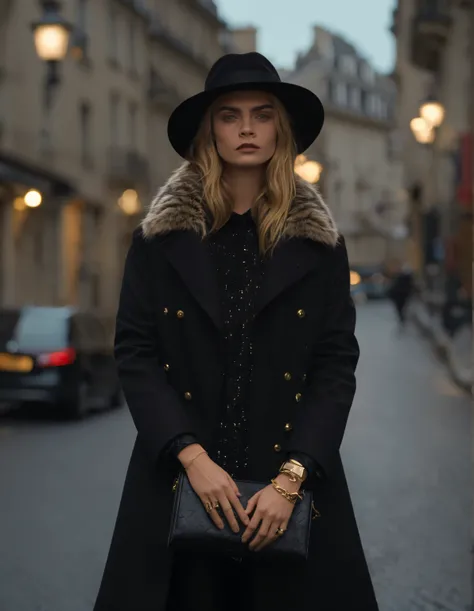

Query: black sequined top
<box><xmin>206</xmin><ymin>209</ymin><xmax>263</xmax><ymax>479</ymax></box>
<box><xmin>164</xmin><ymin>210</ymin><xmax>317</xmax><ymax>480</ymax></box>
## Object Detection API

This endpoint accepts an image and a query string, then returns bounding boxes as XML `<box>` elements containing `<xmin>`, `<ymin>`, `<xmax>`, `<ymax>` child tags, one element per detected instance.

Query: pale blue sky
<box><xmin>215</xmin><ymin>0</ymin><xmax>396</xmax><ymax>74</ymax></box>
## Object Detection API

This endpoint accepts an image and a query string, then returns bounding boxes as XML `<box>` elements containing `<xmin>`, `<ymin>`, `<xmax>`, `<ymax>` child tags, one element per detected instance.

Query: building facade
<box><xmin>288</xmin><ymin>26</ymin><xmax>407</xmax><ymax>267</ymax></box>
<box><xmin>391</xmin><ymin>0</ymin><xmax>472</xmax><ymax>300</ymax></box>
<box><xmin>0</xmin><ymin>0</ymin><xmax>226</xmax><ymax>316</ymax></box>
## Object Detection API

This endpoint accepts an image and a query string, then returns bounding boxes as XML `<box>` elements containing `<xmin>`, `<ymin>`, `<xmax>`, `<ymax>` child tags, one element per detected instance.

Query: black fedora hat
<box><xmin>167</xmin><ymin>52</ymin><xmax>324</xmax><ymax>159</ymax></box>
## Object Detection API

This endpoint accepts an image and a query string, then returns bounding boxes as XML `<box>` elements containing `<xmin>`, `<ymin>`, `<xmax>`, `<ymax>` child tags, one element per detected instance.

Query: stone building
<box><xmin>391</xmin><ymin>0</ymin><xmax>472</xmax><ymax>296</ymax></box>
<box><xmin>288</xmin><ymin>26</ymin><xmax>407</xmax><ymax>267</ymax></box>
<box><xmin>0</xmin><ymin>0</ymin><xmax>226</xmax><ymax>314</ymax></box>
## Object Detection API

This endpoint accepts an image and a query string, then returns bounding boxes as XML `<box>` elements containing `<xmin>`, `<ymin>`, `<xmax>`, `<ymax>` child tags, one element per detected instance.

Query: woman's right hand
<box><xmin>179</xmin><ymin>447</ymin><xmax>249</xmax><ymax>533</ymax></box>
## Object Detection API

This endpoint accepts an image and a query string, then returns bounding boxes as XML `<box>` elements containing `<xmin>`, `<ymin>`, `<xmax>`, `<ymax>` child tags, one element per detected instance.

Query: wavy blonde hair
<box><xmin>189</xmin><ymin>93</ymin><xmax>297</xmax><ymax>256</ymax></box>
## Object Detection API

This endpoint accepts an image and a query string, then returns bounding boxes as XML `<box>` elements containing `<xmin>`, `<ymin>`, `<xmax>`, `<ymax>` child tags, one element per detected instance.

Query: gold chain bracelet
<box><xmin>270</xmin><ymin>478</ymin><xmax>304</xmax><ymax>504</ymax></box>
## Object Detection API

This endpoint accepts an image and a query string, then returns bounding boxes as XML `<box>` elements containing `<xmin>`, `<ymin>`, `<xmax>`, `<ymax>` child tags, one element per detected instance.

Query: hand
<box><xmin>241</xmin><ymin>474</ymin><xmax>300</xmax><ymax>552</ymax></box>
<box><xmin>180</xmin><ymin>447</ymin><xmax>249</xmax><ymax>533</ymax></box>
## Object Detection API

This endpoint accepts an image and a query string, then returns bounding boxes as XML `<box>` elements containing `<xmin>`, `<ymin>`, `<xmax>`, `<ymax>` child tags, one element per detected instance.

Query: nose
<box><xmin>239</xmin><ymin>115</ymin><xmax>255</xmax><ymax>137</ymax></box>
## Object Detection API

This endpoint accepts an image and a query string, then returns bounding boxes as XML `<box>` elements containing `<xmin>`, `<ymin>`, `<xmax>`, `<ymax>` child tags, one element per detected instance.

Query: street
<box><xmin>0</xmin><ymin>302</ymin><xmax>471</xmax><ymax>611</ymax></box>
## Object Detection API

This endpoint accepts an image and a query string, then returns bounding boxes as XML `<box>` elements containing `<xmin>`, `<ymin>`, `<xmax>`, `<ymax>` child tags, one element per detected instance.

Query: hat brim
<box><xmin>167</xmin><ymin>81</ymin><xmax>324</xmax><ymax>159</ymax></box>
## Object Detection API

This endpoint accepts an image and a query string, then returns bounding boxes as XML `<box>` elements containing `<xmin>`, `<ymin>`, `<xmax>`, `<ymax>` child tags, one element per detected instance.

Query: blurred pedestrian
<box><xmin>387</xmin><ymin>263</ymin><xmax>416</xmax><ymax>328</ymax></box>
<box><xmin>93</xmin><ymin>52</ymin><xmax>379</xmax><ymax>611</ymax></box>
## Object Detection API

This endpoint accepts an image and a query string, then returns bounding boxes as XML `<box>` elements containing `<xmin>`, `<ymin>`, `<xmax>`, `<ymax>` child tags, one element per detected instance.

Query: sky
<box><xmin>215</xmin><ymin>0</ymin><xmax>397</xmax><ymax>74</ymax></box>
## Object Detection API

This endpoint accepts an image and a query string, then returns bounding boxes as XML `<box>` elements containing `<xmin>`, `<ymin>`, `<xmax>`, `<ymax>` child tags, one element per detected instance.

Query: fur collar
<box><xmin>141</xmin><ymin>162</ymin><xmax>338</xmax><ymax>247</ymax></box>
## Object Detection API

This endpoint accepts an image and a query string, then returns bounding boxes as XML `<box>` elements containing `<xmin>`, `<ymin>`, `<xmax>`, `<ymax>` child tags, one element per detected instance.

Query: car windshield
<box><xmin>0</xmin><ymin>307</ymin><xmax>69</xmax><ymax>353</ymax></box>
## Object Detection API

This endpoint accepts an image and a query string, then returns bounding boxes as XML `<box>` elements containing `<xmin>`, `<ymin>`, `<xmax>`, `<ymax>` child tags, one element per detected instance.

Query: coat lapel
<box><xmin>159</xmin><ymin>230</ymin><xmax>224</xmax><ymax>330</ymax></box>
<box><xmin>255</xmin><ymin>238</ymin><xmax>321</xmax><ymax>317</ymax></box>
<box><xmin>141</xmin><ymin>161</ymin><xmax>338</xmax><ymax>328</ymax></box>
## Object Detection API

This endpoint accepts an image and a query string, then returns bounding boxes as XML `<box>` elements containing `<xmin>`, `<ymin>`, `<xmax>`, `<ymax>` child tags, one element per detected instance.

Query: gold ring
<box><xmin>205</xmin><ymin>501</ymin><xmax>213</xmax><ymax>513</ymax></box>
<box><xmin>276</xmin><ymin>527</ymin><xmax>286</xmax><ymax>537</ymax></box>
<box><xmin>213</xmin><ymin>501</ymin><xmax>220</xmax><ymax>510</ymax></box>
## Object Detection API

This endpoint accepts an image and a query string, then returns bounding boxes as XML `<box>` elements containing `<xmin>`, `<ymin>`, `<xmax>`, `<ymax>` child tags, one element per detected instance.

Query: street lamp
<box><xmin>410</xmin><ymin>116</ymin><xmax>435</xmax><ymax>144</ymax></box>
<box><xmin>31</xmin><ymin>1</ymin><xmax>72</xmax><ymax>148</ymax></box>
<box><xmin>294</xmin><ymin>154</ymin><xmax>323</xmax><ymax>184</ymax></box>
<box><xmin>420</xmin><ymin>98</ymin><xmax>445</xmax><ymax>129</ymax></box>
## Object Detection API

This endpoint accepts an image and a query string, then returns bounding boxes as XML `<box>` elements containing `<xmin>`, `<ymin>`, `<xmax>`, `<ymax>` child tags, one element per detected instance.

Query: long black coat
<box><xmin>93</xmin><ymin>163</ymin><xmax>379</xmax><ymax>611</ymax></box>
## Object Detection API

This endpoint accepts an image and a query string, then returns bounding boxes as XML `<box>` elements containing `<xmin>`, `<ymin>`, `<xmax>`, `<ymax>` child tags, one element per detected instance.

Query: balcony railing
<box><xmin>107</xmin><ymin>147</ymin><xmax>149</xmax><ymax>190</ymax></box>
<box><xmin>411</xmin><ymin>0</ymin><xmax>452</xmax><ymax>71</ymax></box>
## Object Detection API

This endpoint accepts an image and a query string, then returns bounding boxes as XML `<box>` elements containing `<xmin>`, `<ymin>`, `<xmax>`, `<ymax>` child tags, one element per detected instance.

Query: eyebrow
<box><xmin>217</xmin><ymin>104</ymin><xmax>274</xmax><ymax>113</ymax></box>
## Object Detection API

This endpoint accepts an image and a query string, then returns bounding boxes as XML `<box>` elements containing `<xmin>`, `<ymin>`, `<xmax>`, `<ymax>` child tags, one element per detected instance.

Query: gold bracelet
<box><xmin>183</xmin><ymin>449</ymin><xmax>208</xmax><ymax>470</ymax></box>
<box><xmin>279</xmin><ymin>468</ymin><xmax>302</xmax><ymax>483</ymax></box>
<box><xmin>270</xmin><ymin>478</ymin><xmax>303</xmax><ymax>504</ymax></box>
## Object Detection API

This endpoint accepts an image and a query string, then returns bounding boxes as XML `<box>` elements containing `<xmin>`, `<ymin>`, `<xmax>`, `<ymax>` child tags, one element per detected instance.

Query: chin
<box><xmin>226</xmin><ymin>153</ymin><xmax>272</xmax><ymax>168</ymax></box>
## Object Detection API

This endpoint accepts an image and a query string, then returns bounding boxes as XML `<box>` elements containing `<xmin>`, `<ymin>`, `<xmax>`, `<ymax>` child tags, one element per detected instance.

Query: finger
<box><xmin>203</xmin><ymin>498</ymin><xmax>225</xmax><ymax>530</ymax></box>
<box><xmin>227</xmin><ymin>475</ymin><xmax>241</xmax><ymax>497</ymax></box>
<box><xmin>217</xmin><ymin>492</ymin><xmax>240</xmax><ymax>533</ymax></box>
<box><xmin>254</xmin><ymin>520</ymin><xmax>282</xmax><ymax>552</ymax></box>
<box><xmin>241</xmin><ymin>511</ymin><xmax>261</xmax><ymax>544</ymax></box>
<box><xmin>227</xmin><ymin>489</ymin><xmax>250</xmax><ymax>526</ymax></box>
<box><xmin>249</xmin><ymin>518</ymin><xmax>272</xmax><ymax>551</ymax></box>
<box><xmin>245</xmin><ymin>490</ymin><xmax>261</xmax><ymax>514</ymax></box>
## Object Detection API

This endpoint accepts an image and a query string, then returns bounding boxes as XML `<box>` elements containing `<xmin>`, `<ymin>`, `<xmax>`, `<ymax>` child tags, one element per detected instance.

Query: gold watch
<box><xmin>279</xmin><ymin>459</ymin><xmax>307</xmax><ymax>482</ymax></box>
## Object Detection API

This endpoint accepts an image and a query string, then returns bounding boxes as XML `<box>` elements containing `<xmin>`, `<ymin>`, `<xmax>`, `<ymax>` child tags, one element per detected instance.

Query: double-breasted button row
<box><xmin>184</xmin><ymin>391</ymin><xmax>192</xmax><ymax>401</ymax></box>
<box><xmin>284</xmin><ymin>372</ymin><xmax>307</xmax><ymax>383</ymax></box>
<box><xmin>295</xmin><ymin>393</ymin><xmax>302</xmax><ymax>402</ymax></box>
<box><xmin>284</xmin><ymin>422</ymin><xmax>293</xmax><ymax>432</ymax></box>
<box><xmin>164</xmin><ymin>363</ymin><xmax>170</xmax><ymax>372</ymax></box>
<box><xmin>297</xmin><ymin>309</ymin><xmax>306</xmax><ymax>319</ymax></box>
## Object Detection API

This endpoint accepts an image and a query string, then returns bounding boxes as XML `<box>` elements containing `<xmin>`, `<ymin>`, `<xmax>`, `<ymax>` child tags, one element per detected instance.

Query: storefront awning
<box><xmin>0</xmin><ymin>152</ymin><xmax>76</xmax><ymax>197</ymax></box>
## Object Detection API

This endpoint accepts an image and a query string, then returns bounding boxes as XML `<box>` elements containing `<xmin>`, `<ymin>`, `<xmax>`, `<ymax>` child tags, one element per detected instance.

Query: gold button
<box><xmin>164</xmin><ymin>364</ymin><xmax>170</xmax><ymax>372</ymax></box>
<box><xmin>284</xmin><ymin>422</ymin><xmax>292</xmax><ymax>432</ymax></box>
<box><xmin>273</xmin><ymin>443</ymin><xmax>281</xmax><ymax>452</ymax></box>
<box><xmin>163</xmin><ymin>307</ymin><xmax>169</xmax><ymax>315</ymax></box>
<box><xmin>295</xmin><ymin>393</ymin><xmax>302</xmax><ymax>402</ymax></box>
<box><xmin>284</xmin><ymin>372</ymin><xmax>292</xmax><ymax>381</ymax></box>
<box><xmin>176</xmin><ymin>310</ymin><xmax>185</xmax><ymax>319</ymax></box>
<box><xmin>297</xmin><ymin>309</ymin><xmax>306</xmax><ymax>318</ymax></box>
<box><xmin>184</xmin><ymin>391</ymin><xmax>192</xmax><ymax>401</ymax></box>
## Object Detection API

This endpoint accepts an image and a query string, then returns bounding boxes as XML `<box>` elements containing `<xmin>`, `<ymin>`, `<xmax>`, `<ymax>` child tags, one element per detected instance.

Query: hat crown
<box><xmin>204</xmin><ymin>52</ymin><xmax>281</xmax><ymax>91</ymax></box>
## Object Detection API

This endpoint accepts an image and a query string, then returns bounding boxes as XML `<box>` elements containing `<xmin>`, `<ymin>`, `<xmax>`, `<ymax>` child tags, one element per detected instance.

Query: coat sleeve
<box><xmin>114</xmin><ymin>229</ymin><xmax>196</xmax><ymax>466</ymax></box>
<box><xmin>288</xmin><ymin>236</ymin><xmax>360</xmax><ymax>481</ymax></box>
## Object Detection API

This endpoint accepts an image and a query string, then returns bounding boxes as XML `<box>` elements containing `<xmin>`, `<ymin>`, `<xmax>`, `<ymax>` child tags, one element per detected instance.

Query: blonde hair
<box><xmin>190</xmin><ymin>94</ymin><xmax>297</xmax><ymax>256</ymax></box>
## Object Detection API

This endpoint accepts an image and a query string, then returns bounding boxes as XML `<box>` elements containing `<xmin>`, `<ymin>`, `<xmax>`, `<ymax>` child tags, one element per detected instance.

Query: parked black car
<box><xmin>0</xmin><ymin>306</ymin><xmax>122</xmax><ymax>418</ymax></box>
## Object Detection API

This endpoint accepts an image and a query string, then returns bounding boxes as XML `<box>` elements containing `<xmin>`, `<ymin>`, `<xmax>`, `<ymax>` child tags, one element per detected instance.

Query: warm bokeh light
<box><xmin>24</xmin><ymin>189</ymin><xmax>43</xmax><ymax>208</ymax></box>
<box><xmin>410</xmin><ymin>117</ymin><xmax>435</xmax><ymax>144</ymax></box>
<box><xmin>119</xmin><ymin>189</ymin><xmax>141</xmax><ymax>215</ymax></box>
<box><xmin>33</xmin><ymin>23</ymin><xmax>70</xmax><ymax>61</ymax></box>
<box><xmin>350</xmin><ymin>271</ymin><xmax>361</xmax><ymax>286</ymax></box>
<box><xmin>420</xmin><ymin>100</ymin><xmax>445</xmax><ymax>128</ymax></box>
<box><xmin>294</xmin><ymin>154</ymin><xmax>323</xmax><ymax>184</ymax></box>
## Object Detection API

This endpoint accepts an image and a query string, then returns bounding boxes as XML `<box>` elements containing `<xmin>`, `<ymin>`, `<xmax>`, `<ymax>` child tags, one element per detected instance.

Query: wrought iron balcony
<box><xmin>411</xmin><ymin>0</ymin><xmax>452</xmax><ymax>71</ymax></box>
<box><xmin>106</xmin><ymin>147</ymin><xmax>149</xmax><ymax>190</ymax></box>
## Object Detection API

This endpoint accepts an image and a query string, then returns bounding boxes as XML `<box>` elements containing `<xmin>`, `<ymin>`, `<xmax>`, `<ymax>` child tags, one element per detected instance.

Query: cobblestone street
<box><xmin>0</xmin><ymin>301</ymin><xmax>471</xmax><ymax>611</ymax></box>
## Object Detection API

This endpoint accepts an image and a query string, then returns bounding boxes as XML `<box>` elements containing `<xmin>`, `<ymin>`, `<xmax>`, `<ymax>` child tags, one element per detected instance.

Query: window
<box><xmin>360</xmin><ymin>63</ymin><xmax>375</xmax><ymax>85</ymax></box>
<box><xmin>110</xmin><ymin>93</ymin><xmax>120</xmax><ymax>146</ymax></box>
<box><xmin>350</xmin><ymin>87</ymin><xmax>361</xmax><ymax>110</ymax></box>
<box><xmin>108</xmin><ymin>3</ymin><xmax>118</xmax><ymax>63</ymax></box>
<box><xmin>340</xmin><ymin>55</ymin><xmax>357</xmax><ymax>76</ymax></box>
<box><xmin>80</xmin><ymin>102</ymin><xmax>92</xmax><ymax>168</ymax></box>
<box><xmin>335</xmin><ymin>83</ymin><xmax>347</xmax><ymax>106</ymax></box>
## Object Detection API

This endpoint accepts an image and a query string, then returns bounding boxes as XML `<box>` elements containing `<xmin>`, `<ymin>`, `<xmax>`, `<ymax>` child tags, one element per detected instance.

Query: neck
<box><xmin>223</xmin><ymin>164</ymin><xmax>265</xmax><ymax>214</ymax></box>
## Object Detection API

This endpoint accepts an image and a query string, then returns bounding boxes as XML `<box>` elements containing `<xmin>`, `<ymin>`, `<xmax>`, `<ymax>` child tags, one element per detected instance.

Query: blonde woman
<box><xmin>94</xmin><ymin>53</ymin><xmax>379</xmax><ymax>611</ymax></box>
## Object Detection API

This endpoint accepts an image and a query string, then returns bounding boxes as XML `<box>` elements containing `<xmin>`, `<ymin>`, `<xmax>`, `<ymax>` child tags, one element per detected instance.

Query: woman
<box><xmin>93</xmin><ymin>52</ymin><xmax>379</xmax><ymax>611</ymax></box>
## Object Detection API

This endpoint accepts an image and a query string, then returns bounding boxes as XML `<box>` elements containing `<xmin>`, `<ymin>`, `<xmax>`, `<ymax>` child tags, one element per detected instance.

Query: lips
<box><xmin>237</xmin><ymin>144</ymin><xmax>260</xmax><ymax>150</ymax></box>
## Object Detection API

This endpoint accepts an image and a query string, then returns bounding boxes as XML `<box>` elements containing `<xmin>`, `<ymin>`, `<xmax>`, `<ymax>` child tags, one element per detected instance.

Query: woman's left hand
<box><xmin>241</xmin><ymin>475</ymin><xmax>299</xmax><ymax>552</ymax></box>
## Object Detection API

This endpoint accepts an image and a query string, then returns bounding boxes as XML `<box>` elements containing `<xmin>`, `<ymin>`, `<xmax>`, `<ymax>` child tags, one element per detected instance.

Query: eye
<box><xmin>256</xmin><ymin>113</ymin><xmax>272</xmax><ymax>121</ymax></box>
<box><xmin>221</xmin><ymin>114</ymin><xmax>237</xmax><ymax>122</ymax></box>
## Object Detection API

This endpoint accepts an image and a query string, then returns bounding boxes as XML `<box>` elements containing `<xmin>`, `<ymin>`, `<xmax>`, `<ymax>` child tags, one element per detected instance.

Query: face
<box><xmin>211</xmin><ymin>91</ymin><xmax>277</xmax><ymax>168</ymax></box>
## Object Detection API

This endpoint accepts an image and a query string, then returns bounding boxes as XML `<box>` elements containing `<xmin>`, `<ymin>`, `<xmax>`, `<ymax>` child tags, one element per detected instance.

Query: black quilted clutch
<box><xmin>168</xmin><ymin>473</ymin><xmax>313</xmax><ymax>560</ymax></box>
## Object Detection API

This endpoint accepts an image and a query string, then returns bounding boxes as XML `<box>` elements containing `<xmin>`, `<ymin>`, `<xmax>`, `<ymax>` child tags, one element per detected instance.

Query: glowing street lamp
<box><xmin>410</xmin><ymin>116</ymin><xmax>435</xmax><ymax>144</ymax></box>
<box><xmin>24</xmin><ymin>189</ymin><xmax>43</xmax><ymax>208</ymax></box>
<box><xmin>420</xmin><ymin>98</ymin><xmax>445</xmax><ymax>129</ymax></box>
<box><xmin>32</xmin><ymin>1</ymin><xmax>71</xmax><ymax>61</ymax></box>
<box><xmin>119</xmin><ymin>189</ymin><xmax>141</xmax><ymax>216</ymax></box>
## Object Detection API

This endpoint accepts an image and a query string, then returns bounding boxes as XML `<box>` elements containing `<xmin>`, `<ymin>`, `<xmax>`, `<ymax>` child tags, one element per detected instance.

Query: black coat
<box><xmin>93</xmin><ymin>163</ymin><xmax>379</xmax><ymax>611</ymax></box>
